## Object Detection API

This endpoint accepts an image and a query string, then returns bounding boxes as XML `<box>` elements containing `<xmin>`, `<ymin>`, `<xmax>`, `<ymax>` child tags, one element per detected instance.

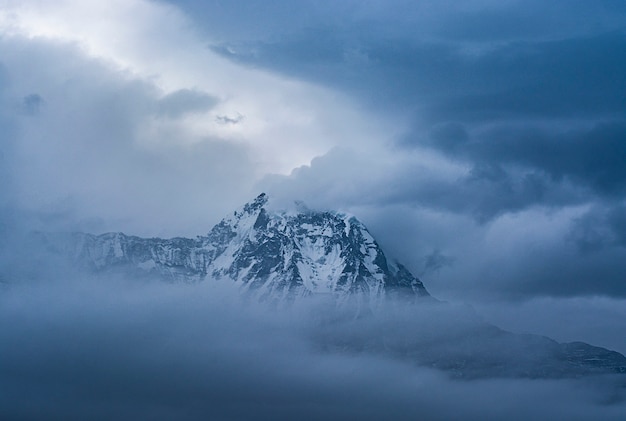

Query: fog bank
<box><xmin>1</xmin><ymin>276</ymin><xmax>625</xmax><ymax>420</ymax></box>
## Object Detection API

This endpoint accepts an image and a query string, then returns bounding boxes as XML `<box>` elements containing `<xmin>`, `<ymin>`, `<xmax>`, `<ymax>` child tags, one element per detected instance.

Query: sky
<box><xmin>0</xmin><ymin>1</ymin><xmax>625</xmax><ymax>417</ymax></box>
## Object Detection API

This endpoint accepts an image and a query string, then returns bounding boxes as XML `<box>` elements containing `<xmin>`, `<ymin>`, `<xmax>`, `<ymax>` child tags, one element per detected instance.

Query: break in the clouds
<box><xmin>0</xmin><ymin>0</ymin><xmax>395</xmax><ymax>237</ymax></box>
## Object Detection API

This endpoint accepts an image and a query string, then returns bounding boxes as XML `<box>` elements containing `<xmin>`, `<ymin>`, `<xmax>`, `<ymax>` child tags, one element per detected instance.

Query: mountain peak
<box><xmin>32</xmin><ymin>195</ymin><xmax>626</xmax><ymax>378</ymax></box>
<box><xmin>231</xmin><ymin>193</ymin><xmax>268</xmax><ymax>219</ymax></box>
<box><xmin>244</xmin><ymin>192</ymin><xmax>268</xmax><ymax>212</ymax></box>
<box><xmin>31</xmin><ymin>195</ymin><xmax>626</xmax><ymax>380</ymax></box>
<box><xmin>52</xmin><ymin>194</ymin><xmax>429</xmax><ymax>307</ymax></box>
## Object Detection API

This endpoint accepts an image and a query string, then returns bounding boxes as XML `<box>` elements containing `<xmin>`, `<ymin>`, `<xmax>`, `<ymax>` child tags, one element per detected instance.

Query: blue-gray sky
<box><xmin>1</xmin><ymin>0</ymin><xmax>625</xmax><ymax>303</ymax></box>
<box><xmin>1</xmin><ymin>0</ymin><xmax>625</xmax><ymax>304</ymax></box>
<box><xmin>1</xmin><ymin>1</ymin><xmax>626</xmax><ymax>418</ymax></box>
<box><xmin>1</xmin><ymin>0</ymin><xmax>625</xmax><ymax>302</ymax></box>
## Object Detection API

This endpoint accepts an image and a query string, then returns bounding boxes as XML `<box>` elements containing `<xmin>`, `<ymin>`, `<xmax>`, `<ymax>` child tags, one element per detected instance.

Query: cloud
<box><xmin>475</xmin><ymin>296</ymin><xmax>626</xmax><ymax>356</ymax></box>
<box><xmin>0</xmin><ymin>0</ymin><xmax>401</xmax><ymax>238</ymax></box>
<box><xmin>568</xmin><ymin>204</ymin><xmax>626</xmax><ymax>252</ymax></box>
<box><xmin>0</xmin><ymin>0</ymin><xmax>623</xmax><ymax>341</ymax></box>
<box><xmin>1</xmin><ymin>276</ymin><xmax>626</xmax><ymax>420</ymax></box>
<box><xmin>198</xmin><ymin>0</ymin><xmax>626</xmax><ymax>210</ymax></box>
<box><xmin>156</xmin><ymin>89</ymin><xmax>217</xmax><ymax>118</ymax></box>
<box><xmin>206</xmin><ymin>0</ymin><xmax>626</xmax><ymax>225</ymax></box>
<box><xmin>422</xmin><ymin>249</ymin><xmax>456</xmax><ymax>276</ymax></box>
<box><xmin>205</xmin><ymin>0</ymin><xmax>625</xmax><ymax>301</ymax></box>
<box><xmin>215</xmin><ymin>112</ymin><xmax>244</xmax><ymax>125</ymax></box>
<box><xmin>20</xmin><ymin>93</ymin><xmax>44</xmax><ymax>115</ymax></box>
<box><xmin>170</xmin><ymin>0</ymin><xmax>626</xmax><ymax>45</ymax></box>
<box><xmin>0</xmin><ymin>35</ymin><xmax>259</xmax><ymax>237</ymax></box>
<box><xmin>427</xmin><ymin>122</ymin><xmax>626</xmax><ymax>198</ymax></box>
<box><xmin>1</xmin><ymin>0</ymin><xmax>395</xmax><ymax>178</ymax></box>
<box><xmin>207</xmin><ymin>7</ymin><xmax>626</xmax><ymax>121</ymax></box>
<box><xmin>263</xmin><ymin>154</ymin><xmax>626</xmax><ymax>299</ymax></box>
<box><xmin>1</xmin><ymin>2</ymin><xmax>625</xmax><ymax>415</ymax></box>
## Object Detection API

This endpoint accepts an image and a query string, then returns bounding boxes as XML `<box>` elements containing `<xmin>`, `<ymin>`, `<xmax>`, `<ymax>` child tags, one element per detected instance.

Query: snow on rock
<box><xmin>45</xmin><ymin>194</ymin><xmax>429</xmax><ymax>307</ymax></box>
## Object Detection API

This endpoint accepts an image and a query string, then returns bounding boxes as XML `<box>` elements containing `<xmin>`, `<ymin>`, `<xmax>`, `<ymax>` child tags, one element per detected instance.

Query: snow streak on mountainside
<box><xmin>45</xmin><ymin>194</ymin><xmax>428</xmax><ymax>306</ymax></box>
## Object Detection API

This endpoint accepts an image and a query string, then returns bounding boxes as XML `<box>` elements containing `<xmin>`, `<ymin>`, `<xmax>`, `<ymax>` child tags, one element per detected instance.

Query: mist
<box><xmin>1</xmin><ymin>255</ymin><xmax>625</xmax><ymax>420</ymax></box>
<box><xmin>2</xmin><ymin>1</ymin><xmax>625</xmax><ymax>418</ymax></box>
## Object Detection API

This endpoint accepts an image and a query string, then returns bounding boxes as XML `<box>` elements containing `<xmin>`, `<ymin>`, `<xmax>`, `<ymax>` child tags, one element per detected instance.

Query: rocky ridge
<box><xmin>45</xmin><ymin>193</ymin><xmax>428</xmax><ymax>307</ymax></box>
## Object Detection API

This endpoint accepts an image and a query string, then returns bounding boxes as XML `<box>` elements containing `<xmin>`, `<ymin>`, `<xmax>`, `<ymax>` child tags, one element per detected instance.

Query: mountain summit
<box><xmin>51</xmin><ymin>194</ymin><xmax>428</xmax><ymax>307</ymax></box>
<box><xmin>37</xmin><ymin>194</ymin><xmax>626</xmax><ymax>378</ymax></box>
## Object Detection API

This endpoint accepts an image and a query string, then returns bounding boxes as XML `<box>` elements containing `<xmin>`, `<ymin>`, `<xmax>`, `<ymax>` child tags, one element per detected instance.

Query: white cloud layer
<box><xmin>1</xmin><ymin>0</ymin><xmax>396</xmax><ymax>173</ymax></box>
<box><xmin>0</xmin><ymin>0</ymin><xmax>404</xmax><ymax>236</ymax></box>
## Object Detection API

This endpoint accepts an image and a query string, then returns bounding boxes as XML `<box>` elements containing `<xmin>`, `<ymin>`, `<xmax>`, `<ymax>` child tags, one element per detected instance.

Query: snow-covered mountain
<box><xmin>45</xmin><ymin>194</ymin><xmax>428</xmax><ymax>307</ymax></box>
<box><xmin>35</xmin><ymin>194</ymin><xmax>626</xmax><ymax>378</ymax></box>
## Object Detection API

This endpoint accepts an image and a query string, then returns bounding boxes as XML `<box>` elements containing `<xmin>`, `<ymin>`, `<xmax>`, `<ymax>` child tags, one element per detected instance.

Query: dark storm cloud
<box><xmin>609</xmin><ymin>206</ymin><xmax>626</xmax><ymax>247</ymax></box>
<box><xmin>261</xmin><ymin>150</ymin><xmax>626</xmax><ymax>299</ymax></box>
<box><xmin>198</xmin><ymin>0</ymin><xmax>626</xmax><ymax>300</ymax></box>
<box><xmin>193</xmin><ymin>0</ymin><xmax>626</xmax><ymax>188</ymax></box>
<box><xmin>262</xmin><ymin>147</ymin><xmax>581</xmax><ymax>222</ymax></box>
<box><xmin>205</xmin><ymin>1</ymin><xmax>626</xmax><ymax>220</ymax></box>
<box><xmin>428</xmin><ymin>121</ymin><xmax>626</xmax><ymax>198</ymax></box>
<box><xmin>171</xmin><ymin>0</ymin><xmax>626</xmax><ymax>44</ymax></box>
<box><xmin>490</xmin><ymin>244</ymin><xmax>626</xmax><ymax>298</ymax></box>
<box><xmin>568</xmin><ymin>204</ymin><xmax>626</xmax><ymax>252</ymax></box>
<box><xmin>434</xmin><ymin>0</ymin><xmax>626</xmax><ymax>42</ymax></box>
<box><xmin>425</xmin><ymin>33</ymin><xmax>626</xmax><ymax>122</ymax></box>
<box><xmin>205</xmin><ymin>7</ymin><xmax>626</xmax><ymax>120</ymax></box>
